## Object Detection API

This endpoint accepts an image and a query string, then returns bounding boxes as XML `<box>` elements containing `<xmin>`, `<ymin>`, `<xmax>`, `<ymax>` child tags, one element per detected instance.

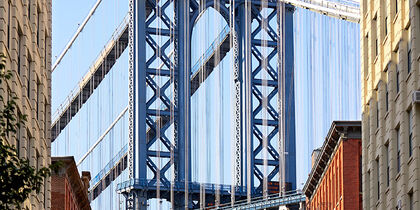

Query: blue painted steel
<box><xmin>117</xmin><ymin>179</ymin><xmax>247</xmax><ymax>196</ymax></box>
<box><xmin>217</xmin><ymin>191</ymin><xmax>305</xmax><ymax>209</ymax></box>
<box><xmin>125</xmin><ymin>0</ymin><xmax>297</xmax><ymax>208</ymax></box>
<box><xmin>284</xmin><ymin>4</ymin><xmax>296</xmax><ymax>191</ymax></box>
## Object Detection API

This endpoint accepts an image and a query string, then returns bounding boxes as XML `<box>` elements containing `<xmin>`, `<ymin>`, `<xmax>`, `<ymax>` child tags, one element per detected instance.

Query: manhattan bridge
<box><xmin>52</xmin><ymin>0</ymin><xmax>360</xmax><ymax>209</ymax></box>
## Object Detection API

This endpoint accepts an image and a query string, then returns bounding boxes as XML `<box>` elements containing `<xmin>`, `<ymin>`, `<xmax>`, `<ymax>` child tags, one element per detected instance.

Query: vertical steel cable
<box><xmin>276</xmin><ymin>0</ymin><xmax>286</xmax><ymax>197</ymax></box>
<box><xmin>170</xmin><ymin>0</ymin><xmax>175</xmax><ymax>208</ymax></box>
<box><xmin>214</xmin><ymin>0</ymin><xmax>222</xmax><ymax>206</ymax></box>
<box><xmin>156</xmin><ymin>0</ymin><xmax>162</xmax><ymax>208</ymax></box>
<box><xmin>184</xmin><ymin>1</ymin><xmax>190</xmax><ymax>208</ymax></box>
<box><xmin>199</xmin><ymin>0</ymin><xmax>207</xmax><ymax>208</ymax></box>
<box><xmin>245</xmin><ymin>0</ymin><xmax>252</xmax><ymax>203</ymax></box>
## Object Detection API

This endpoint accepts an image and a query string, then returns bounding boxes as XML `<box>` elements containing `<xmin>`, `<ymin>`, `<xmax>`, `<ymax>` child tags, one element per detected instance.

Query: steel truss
<box><xmin>120</xmin><ymin>0</ymin><xmax>296</xmax><ymax>209</ymax></box>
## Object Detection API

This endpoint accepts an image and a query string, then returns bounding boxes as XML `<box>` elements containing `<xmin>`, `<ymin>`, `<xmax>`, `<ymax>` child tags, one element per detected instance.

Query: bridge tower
<box><xmin>118</xmin><ymin>0</ymin><xmax>296</xmax><ymax>209</ymax></box>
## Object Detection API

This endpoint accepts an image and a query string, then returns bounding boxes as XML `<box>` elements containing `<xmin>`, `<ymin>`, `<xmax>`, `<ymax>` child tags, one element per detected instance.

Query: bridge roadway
<box><xmin>117</xmin><ymin>180</ymin><xmax>305</xmax><ymax>209</ymax></box>
<box><xmin>117</xmin><ymin>179</ymin><xmax>249</xmax><ymax>208</ymax></box>
<box><xmin>215</xmin><ymin>191</ymin><xmax>306</xmax><ymax>210</ymax></box>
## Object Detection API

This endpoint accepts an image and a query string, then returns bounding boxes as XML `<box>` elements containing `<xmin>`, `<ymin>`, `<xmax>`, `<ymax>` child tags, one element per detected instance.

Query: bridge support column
<box><xmin>134</xmin><ymin>191</ymin><xmax>148</xmax><ymax>210</ymax></box>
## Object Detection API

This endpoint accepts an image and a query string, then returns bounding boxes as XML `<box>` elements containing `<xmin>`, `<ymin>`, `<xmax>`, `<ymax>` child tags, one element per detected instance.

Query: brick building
<box><xmin>303</xmin><ymin>121</ymin><xmax>362</xmax><ymax>210</ymax></box>
<box><xmin>361</xmin><ymin>0</ymin><xmax>420</xmax><ymax>209</ymax></box>
<box><xmin>0</xmin><ymin>0</ymin><xmax>52</xmax><ymax>209</ymax></box>
<box><xmin>51</xmin><ymin>156</ymin><xmax>91</xmax><ymax>210</ymax></box>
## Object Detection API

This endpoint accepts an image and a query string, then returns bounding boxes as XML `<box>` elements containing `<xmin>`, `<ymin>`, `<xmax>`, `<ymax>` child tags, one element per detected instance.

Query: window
<box><xmin>377</xmin><ymin>100</ymin><xmax>380</xmax><ymax>128</ymax></box>
<box><xmin>37</xmin><ymin>6</ymin><xmax>41</xmax><ymax>46</ymax></box>
<box><xmin>385</xmin><ymin>84</ymin><xmax>389</xmax><ymax>111</ymax></box>
<box><xmin>407</xmin><ymin>29</ymin><xmax>411</xmax><ymax>74</ymax></box>
<box><xmin>36</xmin><ymin>77</ymin><xmax>40</xmax><ymax>119</ymax></box>
<box><xmin>376</xmin><ymin>158</ymin><xmax>380</xmax><ymax>200</ymax></box>
<box><xmin>36</xmin><ymin>151</ymin><xmax>40</xmax><ymax>171</ymax></box>
<box><xmin>385</xmin><ymin>16</ymin><xmax>388</xmax><ymax>35</ymax></box>
<box><xmin>27</xmin><ymin>2</ymin><xmax>30</xmax><ymax>21</ymax></box>
<box><xmin>408</xmin><ymin>109</ymin><xmax>413</xmax><ymax>157</ymax></box>
<box><xmin>396</xmin><ymin>68</ymin><xmax>400</xmax><ymax>93</ymax></box>
<box><xmin>16</xmin><ymin>109</ymin><xmax>22</xmax><ymax>157</ymax></box>
<box><xmin>44</xmin><ymin>98</ymin><xmax>48</xmax><ymax>137</ymax></box>
<box><xmin>395</xmin><ymin>0</ymin><xmax>398</xmax><ymax>14</ymax></box>
<box><xmin>18</xmin><ymin>27</ymin><xmax>23</xmax><ymax>75</ymax></box>
<box><xmin>44</xmin><ymin>34</ymin><xmax>48</xmax><ymax>67</ymax></box>
<box><xmin>409</xmin><ymin>191</ymin><xmax>413</xmax><ymax>210</ymax></box>
<box><xmin>386</xmin><ymin>143</ymin><xmax>390</xmax><ymax>187</ymax></box>
<box><xmin>374</xmin><ymin>14</ymin><xmax>378</xmax><ymax>57</ymax></box>
<box><xmin>7</xmin><ymin>1</ymin><xmax>11</xmax><ymax>49</ymax></box>
<box><xmin>26</xmin><ymin>130</ymin><xmax>31</xmax><ymax>160</ymax></box>
<box><xmin>27</xmin><ymin>58</ymin><xmax>31</xmax><ymax>99</ymax></box>
<box><xmin>397</xmin><ymin>128</ymin><xmax>401</xmax><ymax>173</ymax></box>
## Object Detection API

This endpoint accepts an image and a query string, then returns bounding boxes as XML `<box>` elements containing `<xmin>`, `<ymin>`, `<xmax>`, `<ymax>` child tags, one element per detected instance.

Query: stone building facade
<box><xmin>361</xmin><ymin>0</ymin><xmax>420</xmax><ymax>209</ymax></box>
<box><xmin>0</xmin><ymin>0</ymin><xmax>52</xmax><ymax>209</ymax></box>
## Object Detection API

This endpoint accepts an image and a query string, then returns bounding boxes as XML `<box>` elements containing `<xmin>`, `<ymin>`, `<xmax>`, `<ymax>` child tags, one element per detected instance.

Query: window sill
<box><xmin>406</xmin><ymin>71</ymin><xmax>413</xmax><ymax>82</ymax></box>
<box><xmin>395</xmin><ymin>92</ymin><xmax>401</xmax><ymax>102</ymax></box>
<box><xmin>395</xmin><ymin>171</ymin><xmax>402</xmax><ymax>181</ymax></box>
<box><xmin>374</xmin><ymin>55</ymin><xmax>379</xmax><ymax>64</ymax></box>
<box><xmin>407</xmin><ymin>155</ymin><xmax>414</xmax><ymax>166</ymax></box>
<box><xmin>393</xmin><ymin>12</ymin><xmax>399</xmax><ymax>24</ymax></box>
<box><xmin>383</xmin><ymin>35</ymin><xmax>389</xmax><ymax>45</ymax></box>
<box><xmin>385</xmin><ymin>110</ymin><xmax>390</xmax><ymax>120</ymax></box>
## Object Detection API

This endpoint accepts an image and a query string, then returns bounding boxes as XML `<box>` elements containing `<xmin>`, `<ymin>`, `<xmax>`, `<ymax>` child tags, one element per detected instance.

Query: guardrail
<box><xmin>191</xmin><ymin>24</ymin><xmax>230</xmax><ymax>77</ymax></box>
<box><xmin>117</xmin><ymin>178</ymin><xmax>247</xmax><ymax>196</ymax></box>
<box><xmin>51</xmin><ymin>13</ymin><xmax>130</xmax><ymax>125</ymax></box>
<box><xmin>215</xmin><ymin>190</ymin><xmax>305</xmax><ymax>209</ymax></box>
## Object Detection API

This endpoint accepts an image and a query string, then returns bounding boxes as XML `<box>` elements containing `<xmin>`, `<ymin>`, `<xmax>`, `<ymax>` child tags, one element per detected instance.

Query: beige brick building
<box><xmin>361</xmin><ymin>0</ymin><xmax>420</xmax><ymax>209</ymax></box>
<box><xmin>0</xmin><ymin>0</ymin><xmax>51</xmax><ymax>209</ymax></box>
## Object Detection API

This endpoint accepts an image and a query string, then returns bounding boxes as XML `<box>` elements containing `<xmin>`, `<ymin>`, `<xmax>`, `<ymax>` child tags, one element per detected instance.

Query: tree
<box><xmin>0</xmin><ymin>53</ymin><xmax>53</xmax><ymax>209</ymax></box>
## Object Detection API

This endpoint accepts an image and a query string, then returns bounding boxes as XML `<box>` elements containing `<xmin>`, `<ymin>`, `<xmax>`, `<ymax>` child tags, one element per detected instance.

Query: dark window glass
<box><xmin>27</xmin><ymin>130</ymin><xmax>31</xmax><ymax>160</ymax></box>
<box><xmin>44</xmin><ymin>99</ymin><xmax>48</xmax><ymax>138</ymax></box>
<box><xmin>377</xmin><ymin>158</ymin><xmax>380</xmax><ymax>200</ymax></box>
<box><xmin>407</xmin><ymin>49</ymin><xmax>411</xmax><ymax>74</ymax></box>
<box><xmin>377</xmin><ymin>101</ymin><xmax>380</xmax><ymax>128</ymax></box>
<box><xmin>385</xmin><ymin>84</ymin><xmax>389</xmax><ymax>111</ymax></box>
<box><xmin>396</xmin><ymin>69</ymin><xmax>400</xmax><ymax>93</ymax></box>
<box><xmin>44</xmin><ymin>35</ymin><xmax>48</xmax><ymax>67</ymax></box>
<box><xmin>37</xmin><ymin>6</ymin><xmax>41</xmax><ymax>46</ymax></box>
<box><xmin>18</xmin><ymin>27</ymin><xmax>23</xmax><ymax>75</ymax></box>
<box><xmin>27</xmin><ymin>55</ymin><xmax>31</xmax><ymax>98</ymax></box>
<box><xmin>7</xmin><ymin>1</ymin><xmax>11</xmax><ymax>49</ymax></box>
<box><xmin>385</xmin><ymin>17</ymin><xmax>388</xmax><ymax>35</ymax></box>
<box><xmin>408</xmin><ymin>110</ymin><xmax>413</xmax><ymax>157</ymax></box>
<box><xmin>386</xmin><ymin>144</ymin><xmax>390</xmax><ymax>187</ymax></box>
<box><xmin>27</xmin><ymin>2</ymin><xmax>30</xmax><ymax>20</ymax></box>
<box><xmin>36</xmin><ymin>78</ymin><xmax>40</xmax><ymax>119</ymax></box>
<box><xmin>397</xmin><ymin>129</ymin><xmax>400</xmax><ymax>173</ymax></box>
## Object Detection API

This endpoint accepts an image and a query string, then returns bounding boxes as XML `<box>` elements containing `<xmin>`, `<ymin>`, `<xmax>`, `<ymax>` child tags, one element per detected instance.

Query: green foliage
<box><xmin>0</xmin><ymin>53</ymin><xmax>52</xmax><ymax>209</ymax></box>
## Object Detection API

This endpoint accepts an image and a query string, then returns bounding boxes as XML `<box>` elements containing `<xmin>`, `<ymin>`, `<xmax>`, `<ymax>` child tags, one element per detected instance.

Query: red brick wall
<box><xmin>51</xmin><ymin>175</ymin><xmax>80</xmax><ymax>210</ymax></box>
<box><xmin>51</xmin><ymin>176</ymin><xmax>66</xmax><ymax>210</ymax></box>
<box><xmin>307</xmin><ymin>139</ymin><xmax>362</xmax><ymax>210</ymax></box>
<box><xmin>342</xmin><ymin>139</ymin><xmax>362</xmax><ymax>210</ymax></box>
